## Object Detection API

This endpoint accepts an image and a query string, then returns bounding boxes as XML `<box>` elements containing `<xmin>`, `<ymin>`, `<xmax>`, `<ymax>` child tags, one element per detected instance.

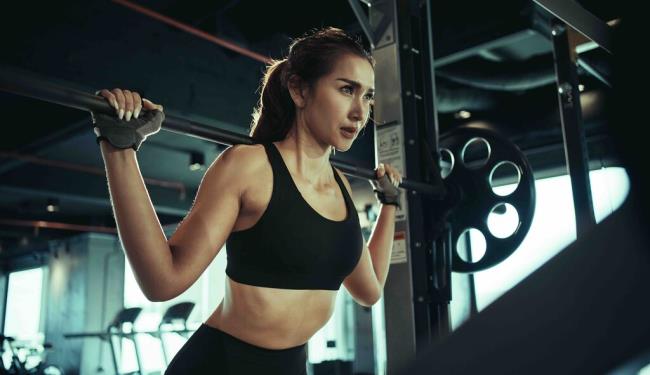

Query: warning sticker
<box><xmin>376</xmin><ymin>125</ymin><xmax>407</xmax><ymax>221</ymax></box>
<box><xmin>377</xmin><ymin>124</ymin><xmax>402</xmax><ymax>160</ymax></box>
<box><xmin>391</xmin><ymin>231</ymin><xmax>407</xmax><ymax>264</ymax></box>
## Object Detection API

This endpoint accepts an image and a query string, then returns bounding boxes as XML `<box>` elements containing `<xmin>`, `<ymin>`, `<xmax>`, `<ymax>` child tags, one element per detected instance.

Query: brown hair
<box><xmin>249</xmin><ymin>27</ymin><xmax>374</xmax><ymax>144</ymax></box>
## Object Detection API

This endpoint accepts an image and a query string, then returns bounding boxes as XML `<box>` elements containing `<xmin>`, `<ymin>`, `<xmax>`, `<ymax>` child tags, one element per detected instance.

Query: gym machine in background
<box><xmin>384</xmin><ymin>1</ymin><xmax>649</xmax><ymax>374</ymax></box>
<box><xmin>64</xmin><ymin>302</ymin><xmax>195</xmax><ymax>375</ymax></box>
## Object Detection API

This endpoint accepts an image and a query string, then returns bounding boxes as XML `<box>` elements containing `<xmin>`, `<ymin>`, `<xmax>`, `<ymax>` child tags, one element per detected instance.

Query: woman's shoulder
<box><xmin>204</xmin><ymin>144</ymin><xmax>267</xmax><ymax>197</ymax></box>
<box><xmin>226</xmin><ymin>143</ymin><xmax>266</xmax><ymax>159</ymax></box>
<box><xmin>218</xmin><ymin>143</ymin><xmax>267</xmax><ymax>173</ymax></box>
<box><xmin>213</xmin><ymin>144</ymin><xmax>269</xmax><ymax>190</ymax></box>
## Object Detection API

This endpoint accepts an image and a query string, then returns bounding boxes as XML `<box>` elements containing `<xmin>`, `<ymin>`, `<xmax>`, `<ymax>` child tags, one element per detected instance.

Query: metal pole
<box><xmin>550</xmin><ymin>21</ymin><xmax>596</xmax><ymax>236</ymax></box>
<box><xmin>0</xmin><ymin>65</ymin><xmax>445</xmax><ymax>197</ymax></box>
<box><xmin>533</xmin><ymin>0</ymin><xmax>613</xmax><ymax>54</ymax></box>
<box><xmin>108</xmin><ymin>332</ymin><xmax>121</xmax><ymax>375</ymax></box>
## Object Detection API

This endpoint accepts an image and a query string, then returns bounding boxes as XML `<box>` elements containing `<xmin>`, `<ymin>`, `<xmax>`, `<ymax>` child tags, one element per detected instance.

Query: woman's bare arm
<box><xmin>339</xmin><ymin>165</ymin><xmax>401</xmax><ymax>306</ymax></box>
<box><xmin>165</xmin><ymin>145</ymin><xmax>248</xmax><ymax>300</ymax></box>
<box><xmin>100</xmin><ymin>125</ymin><xmax>247</xmax><ymax>301</ymax></box>
<box><xmin>101</xmin><ymin>142</ymin><xmax>173</xmax><ymax>300</ymax></box>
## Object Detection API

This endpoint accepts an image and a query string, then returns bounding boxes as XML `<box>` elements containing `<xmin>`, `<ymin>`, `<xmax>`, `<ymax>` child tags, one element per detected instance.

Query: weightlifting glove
<box><xmin>371</xmin><ymin>173</ymin><xmax>401</xmax><ymax>208</ymax></box>
<box><xmin>91</xmin><ymin>109</ymin><xmax>165</xmax><ymax>151</ymax></box>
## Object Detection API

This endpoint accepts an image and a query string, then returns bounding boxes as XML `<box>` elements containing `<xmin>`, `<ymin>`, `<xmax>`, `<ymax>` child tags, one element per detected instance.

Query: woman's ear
<box><xmin>287</xmin><ymin>75</ymin><xmax>308</xmax><ymax>109</ymax></box>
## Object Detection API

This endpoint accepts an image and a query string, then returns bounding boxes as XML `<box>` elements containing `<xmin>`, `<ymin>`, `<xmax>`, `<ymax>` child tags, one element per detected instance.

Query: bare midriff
<box><xmin>205</xmin><ymin>279</ymin><xmax>338</xmax><ymax>349</ymax></box>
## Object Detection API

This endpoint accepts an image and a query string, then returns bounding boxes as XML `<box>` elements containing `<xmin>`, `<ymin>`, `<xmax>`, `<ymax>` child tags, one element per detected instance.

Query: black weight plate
<box><xmin>440</xmin><ymin>125</ymin><xmax>536</xmax><ymax>273</ymax></box>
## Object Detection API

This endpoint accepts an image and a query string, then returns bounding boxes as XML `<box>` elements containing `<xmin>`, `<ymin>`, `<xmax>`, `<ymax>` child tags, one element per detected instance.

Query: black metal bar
<box><xmin>0</xmin><ymin>65</ymin><xmax>252</xmax><ymax>146</ymax></box>
<box><xmin>551</xmin><ymin>21</ymin><xmax>596</xmax><ymax>236</ymax></box>
<box><xmin>424</xmin><ymin>0</ymin><xmax>440</xmax><ymax>155</ymax></box>
<box><xmin>0</xmin><ymin>65</ymin><xmax>446</xmax><ymax>197</ymax></box>
<box><xmin>432</xmin><ymin>227</ymin><xmax>452</xmax><ymax>339</ymax></box>
<box><xmin>347</xmin><ymin>0</ymin><xmax>376</xmax><ymax>48</ymax></box>
<box><xmin>397</xmin><ymin>0</ymin><xmax>447</xmax><ymax>351</ymax></box>
<box><xmin>533</xmin><ymin>0</ymin><xmax>613</xmax><ymax>54</ymax></box>
<box><xmin>423</xmin><ymin>0</ymin><xmax>451</xmax><ymax>340</ymax></box>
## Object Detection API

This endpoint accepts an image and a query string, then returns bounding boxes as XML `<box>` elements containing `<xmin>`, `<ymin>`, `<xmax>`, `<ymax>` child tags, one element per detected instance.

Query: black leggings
<box><xmin>165</xmin><ymin>324</ymin><xmax>307</xmax><ymax>375</ymax></box>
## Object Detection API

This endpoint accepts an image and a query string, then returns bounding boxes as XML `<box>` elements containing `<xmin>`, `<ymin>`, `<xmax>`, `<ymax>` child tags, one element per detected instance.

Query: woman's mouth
<box><xmin>340</xmin><ymin>127</ymin><xmax>356</xmax><ymax>139</ymax></box>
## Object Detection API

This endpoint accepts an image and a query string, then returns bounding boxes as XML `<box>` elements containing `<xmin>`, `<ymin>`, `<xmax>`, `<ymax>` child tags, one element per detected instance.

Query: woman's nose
<box><xmin>349</xmin><ymin>99</ymin><xmax>365</xmax><ymax>121</ymax></box>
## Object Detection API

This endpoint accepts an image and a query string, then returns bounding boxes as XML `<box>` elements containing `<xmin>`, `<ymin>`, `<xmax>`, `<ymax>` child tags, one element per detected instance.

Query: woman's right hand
<box><xmin>92</xmin><ymin>88</ymin><xmax>165</xmax><ymax>151</ymax></box>
<box><xmin>96</xmin><ymin>88</ymin><xmax>163</xmax><ymax>121</ymax></box>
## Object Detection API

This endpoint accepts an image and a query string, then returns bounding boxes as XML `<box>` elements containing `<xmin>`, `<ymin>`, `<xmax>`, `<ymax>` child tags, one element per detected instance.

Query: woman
<box><xmin>93</xmin><ymin>27</ymin><xmax>402</xmax><ymax>374</ymax></box>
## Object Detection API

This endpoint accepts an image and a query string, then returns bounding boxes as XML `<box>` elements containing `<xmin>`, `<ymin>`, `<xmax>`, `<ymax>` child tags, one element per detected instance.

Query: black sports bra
<box><xmin>225</xmin><ymin>143</ymin><xmax>363</xmax><ymax>290</ymax></box>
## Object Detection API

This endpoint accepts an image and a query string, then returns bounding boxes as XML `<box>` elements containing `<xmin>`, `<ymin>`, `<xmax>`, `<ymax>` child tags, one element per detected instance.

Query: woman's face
<box><xmin>299</xmin><ymin>53</ymin><xmax>375</xmax><ymax>152</ymax></box>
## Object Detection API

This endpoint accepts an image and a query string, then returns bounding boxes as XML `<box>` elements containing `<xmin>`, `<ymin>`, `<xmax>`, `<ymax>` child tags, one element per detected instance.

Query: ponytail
<box><xmin>249</xmin><ymin>59</ymin><xmax>295</xmax><ymax>144</ymax></box>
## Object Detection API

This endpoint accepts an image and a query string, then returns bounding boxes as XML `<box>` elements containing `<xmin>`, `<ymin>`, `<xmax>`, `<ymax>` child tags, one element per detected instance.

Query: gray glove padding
<box><xmin>371</xmin><ymin>173</ymin><xmax>401</xmax><ymax>208</ymax></box>
<box><xmin>92</xmin><ymin>109</ymin><xmax>165</xmax><ymax>151</ymax></box>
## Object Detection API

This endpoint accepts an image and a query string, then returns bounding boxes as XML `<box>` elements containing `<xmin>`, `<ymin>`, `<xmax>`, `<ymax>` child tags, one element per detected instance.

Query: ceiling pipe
<box><xmin>112</xmin><ymin>0</ymin><xmax>272</xmax><ymax>64</ymax></box>
<box><xmin>0</xmin><ymin>151</ymin><xmax>187</xmax><ymax>199</ymax></box>
<box><xmin>0</xmin><ymin>219</ymin><xmax>117</xmax><ymax>234</ymax></box>
<box><xmin>0</xmin><ymin>219</ymin><xmax>179</xmax><ymax>235</ymax></box>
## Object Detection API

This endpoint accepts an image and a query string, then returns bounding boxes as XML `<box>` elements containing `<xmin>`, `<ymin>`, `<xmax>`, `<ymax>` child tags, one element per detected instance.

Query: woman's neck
<box><xmin>276</xmin><ymin>128</ymin><xmax>333</xmax><ymax>186</ymax></box>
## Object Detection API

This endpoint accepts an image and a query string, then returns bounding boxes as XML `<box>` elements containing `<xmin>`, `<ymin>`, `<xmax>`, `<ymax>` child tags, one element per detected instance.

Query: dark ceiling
<box><xmin>0</xmin><ymin>0</ymin><xmax>620</xmax><ymax>264</ymax></box>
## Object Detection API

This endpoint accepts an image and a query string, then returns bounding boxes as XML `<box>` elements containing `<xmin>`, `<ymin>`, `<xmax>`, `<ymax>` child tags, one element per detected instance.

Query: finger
<box><xmin>123</xmin><ymin>90</ymin><xmax>134</xmax><ymax>121</ymax></box>
<box><xmin>132</xmin><ymin>91</ymin><xmax>142</xmax><ymax>119</ymax></box>
<box><xmin>376</xmin><ymin>163</ymin><xmax>385</xmax><ymax>178</ymax></box>
<box><xmin>97</xmin><ymin>89</ymin><xmax>119</xmax><ymax>113</ymax></box>
<box><xmin>382</xmin><ymin>165</ymin><xmax>394</xmax><ymax>179</ymax></box>
<box><xmin>385</xmin><ymin>165</ymin><xmax>402</xmax><ymax>184</ymax></box>
<box><xmin>142</xmin><ymin>98</ymin><xmax>163</xmax><ymax>112</ymax></box>
<box><xmin>112</xmin><ymin>89</ymin><xmax>126</xmax><ymax>120</ymax></box>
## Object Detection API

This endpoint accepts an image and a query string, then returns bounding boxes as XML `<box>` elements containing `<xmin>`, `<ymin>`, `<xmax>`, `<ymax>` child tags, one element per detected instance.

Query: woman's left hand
<box><xmin>371</xmin><ymin>163</ymin><xmax>403</xmax><ymax>208</ymax></box>
<box><xmin>375</xmin><ymin>163</ymin><xmax>403</xmax><ymax>187</ymax></box>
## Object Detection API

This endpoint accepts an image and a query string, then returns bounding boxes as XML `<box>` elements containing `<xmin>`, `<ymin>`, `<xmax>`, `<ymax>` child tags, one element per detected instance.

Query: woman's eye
<box><xmin>341</xmin><ymin>86</ymin><xmax>354</xmax><ymax>94</ymax></box>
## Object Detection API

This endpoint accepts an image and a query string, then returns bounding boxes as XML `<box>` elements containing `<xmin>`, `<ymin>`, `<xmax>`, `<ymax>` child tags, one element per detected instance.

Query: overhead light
<box><xmin>578</xmin><ymin>84</ymin><xmax>585</xmax><ymax>92</ymax></box>
<box><xmin>455</xmin><ymin>110</ymin><xmax>471</xmax><ymax>120</ymax></box>
<box><xmin>189</xmin><ymin>152</ymin><xmax>205</xmax><ymax>171</ymax></box>
<box><xmin>46</xmin><ymin>198</ymin><xmax>59</xmax><ymax>213</ymax></box>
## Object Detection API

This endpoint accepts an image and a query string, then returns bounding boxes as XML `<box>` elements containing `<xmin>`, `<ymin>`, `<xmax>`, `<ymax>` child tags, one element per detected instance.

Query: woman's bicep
<box><xmin>165</xmin><ymin>146</ymin><xmax>245</xmax><ymax>298</ymax></box>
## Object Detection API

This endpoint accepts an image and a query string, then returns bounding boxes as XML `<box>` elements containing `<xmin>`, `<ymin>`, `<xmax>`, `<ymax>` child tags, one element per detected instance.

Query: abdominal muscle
<box><xmin>205</xmin><ymin>279</ymin><xmax>338</xmax><ymax>349</ymax></box>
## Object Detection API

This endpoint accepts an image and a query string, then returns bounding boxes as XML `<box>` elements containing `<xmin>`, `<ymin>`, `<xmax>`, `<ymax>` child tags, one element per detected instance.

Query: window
<box><xmin>451</xmin><ymin>167</ymin><xmax>630</xmax><ymax>328</ymax></box>
<box><xmin>3</xmin><ymin>267</ymin><xmax>45</xmax><ymax>339</ymax></box>
<box><xmin>473</xmin><ymin>167</ymin><xmax>630</xmax><ymax>312</ymax></box>
<box><xmin>2</xmin><ymin>267</ymin><xmax>46</xmax><ymax>369</ymax></box>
